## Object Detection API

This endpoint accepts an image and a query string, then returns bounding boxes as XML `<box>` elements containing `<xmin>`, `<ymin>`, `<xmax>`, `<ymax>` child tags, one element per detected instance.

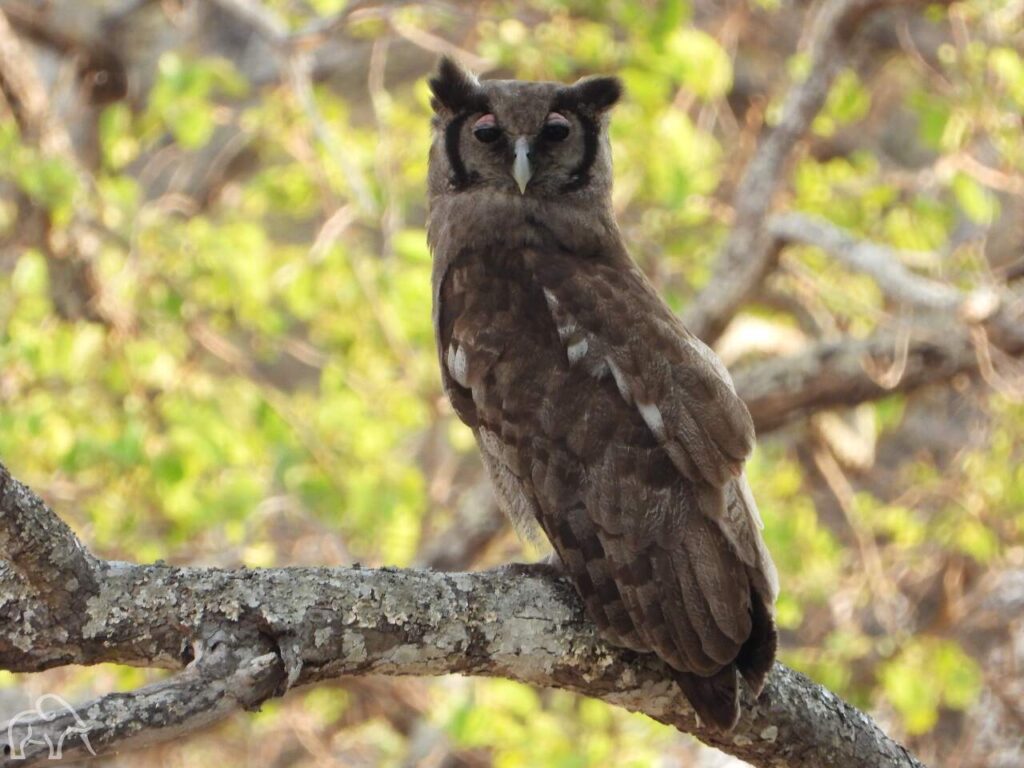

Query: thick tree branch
<box><xmin>0</xmin><ymin>462</ymin><xmax>923</xmax><ymax>768</ymax></box>
<box><xmin>735</xmin><ymin>299</ymin><xmax>1024</xmax><ymax>432</ymax></box>
<box><xmin>683</xmin><ymin>0</ymin><xmax>941</xmax><ymax>344</ymax></box>
<box><xmin>0</xmin><ymin>467</ymin><xmax>99</xmax><ymax>619</ymax></box>
<box><xmin>731</xmin><ymin>214</ymin><xmax>1024</xmax><ymax>432</ymax></box>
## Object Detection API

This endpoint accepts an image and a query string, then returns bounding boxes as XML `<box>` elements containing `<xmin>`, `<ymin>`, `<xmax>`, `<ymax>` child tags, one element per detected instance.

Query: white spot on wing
<box><xmin>637</xmin><ymin>401</ymin><xmax>665</xmax><ymax>439</ymax></box>
<box><xmin>542</xmin><ymin>288</ymin><xmax>577</xmax><ymax>341</ymax></box>
<box><xmin>447</xmin><ymin>343</ymin><xmax>469</xmax><ymax>387</ymax></box>
<box><xmin>567</xmin><ymin>338</ymin><xmax>588</xmax><ymax>365</ymax></box>
<box><xmin>606</xmin><ymin>357</ymin><xmax>632</xmax><ymax>403</ymax></box>
<box><xmin>587</xmin><ymin>356</ymin><xmax>609</xmax><ymax>379</ymax></box>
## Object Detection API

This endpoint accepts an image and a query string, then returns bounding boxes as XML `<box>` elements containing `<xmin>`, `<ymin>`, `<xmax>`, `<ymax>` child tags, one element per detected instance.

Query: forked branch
<box><xmin>0</xmin><ymin>462</ymin><xmax>924</xmax><ymax>768</ymax></box>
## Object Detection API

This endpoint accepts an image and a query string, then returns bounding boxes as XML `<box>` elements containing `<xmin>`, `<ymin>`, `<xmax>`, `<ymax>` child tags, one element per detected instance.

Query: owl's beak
<box><xmin>512</xmin><ymin>136</ymin><xmax>532</xmax><ymax>194</ymax></box>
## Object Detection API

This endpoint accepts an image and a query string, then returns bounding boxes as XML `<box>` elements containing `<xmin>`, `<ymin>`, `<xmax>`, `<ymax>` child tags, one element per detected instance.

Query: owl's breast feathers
<box><xmin>434</xmin><ymin>238</ymin><xmax>778</xmax><ymax>730</ymax></box>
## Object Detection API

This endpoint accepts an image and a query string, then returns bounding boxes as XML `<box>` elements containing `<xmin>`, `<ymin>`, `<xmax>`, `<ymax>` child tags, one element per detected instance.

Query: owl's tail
<box><xmin>672</xmin><ymin>586</ymin><xmax>777</xmax><ymax>731</ymax></box>
<box><xmin>735</xmin><ymin>581</ymin><xmax>778</xmax><ymax>696</ymax></box>
<box><xmin>672</xmin><ymin>665</ymin><xmax>740</xmax><ymax>731</ymax></box>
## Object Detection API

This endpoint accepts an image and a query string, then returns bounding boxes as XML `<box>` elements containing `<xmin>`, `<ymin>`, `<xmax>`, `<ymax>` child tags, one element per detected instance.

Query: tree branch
<box><xmin>204</xmin><ymin>0</ymin><xmax>380</xmax><ymax>215</ymax></box>
<box><xmin>730</xmin><ymin>212</ymin><xmax>1024</xmax><ymax>432</ymax></box>
<box><xmin>1</xmin><ymin>643</ymin><xmax>283</xmax><ymax>764</ymax></box>
<box><xmin>0</xmin><ymin>467</ymin><xmax>99</xmax><ymax>619</ymax></box>
<box><xmin>0</xmin><ymin>8</ymin><xmax>73</xmax><ymax>155</ymax></box>
<box><xmin>735</xmin><ymin>298</ymin><xmax>1024</xmax><ymax>432</ymax></box>
<box><xmin>0</xmin><ymin>8</ymin><xmax>112</xmax><ymax>325</ymax></box>
<box><xmin>767</xmin><ymin>212</ymin><xmax>965</xmax><ymax>311</ymax></box>
<box><xmin>683</xmin><ymin>0</ymin><xmax>941</xmax><ymax>344</ymax></box>
<box><xmin>0</xmin><ymin>0</ymin><xmax>128</xmax><ymax>106</ymax></box>
<box><xmin>0</xmin><ymin>461</ymin><xmax>923</xmax><ymax>767</ymax></box>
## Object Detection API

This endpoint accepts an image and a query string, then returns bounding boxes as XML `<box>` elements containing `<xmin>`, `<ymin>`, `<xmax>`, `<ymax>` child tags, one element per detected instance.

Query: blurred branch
<box><xmin>0</xmin><ymin>7</ymin><xmax>75</xmax><ymax>156</ymax></box>
<box><xmin>0</xmin><ymin>461</ymin><xmax>924</xmax><ymax>768</ymax></box>
<box><xmin>415</xmin><ymin>481</ymin><xmax>506</xmax><ymax>570</ymax></box>
<box><xmin>767</xmin><ymin>212</ymin><xmax>965</xmax><ymax>310</ymax></box>
<box><xmin>203</xmin><ymin>0</ymin><xmax>389</xmax><ymax>49</ymax></box>
<box><xmin>729</xmin><ymin>213</ymin><xmax>1024</xmax><ymax>430</ymax></box>
<box><xmin>683</xmin><ymin>0</ymin><xmax>944</xmax><ymax>344</ymax></box>
<box><xmin>0</xmin><ymin>8</ymin><xmax>113</xmax><ymax>324</ymax></box>
<box><xmin>734</xmin><ymin>294</ymin><xmax>1024</xmax><ymax>432</ymax></box>
<box><xmin>205</xmin><ymin>0</ymin><xmax>379</xmax><ymax>215</ymax></box>
<box><xmin>0</xmin><ymin>0</ymin><xmax>128</xmax><ymax>106</ymax></box>
<box><xmin>204</xmin><ymin>0</ymin><xmax>293</xmax><ymax>46</ymax></box>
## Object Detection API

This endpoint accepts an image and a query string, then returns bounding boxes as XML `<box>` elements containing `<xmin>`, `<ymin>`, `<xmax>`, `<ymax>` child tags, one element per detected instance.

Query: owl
<box><xmin>426</xmin><ymin>57</ymin><xmax>779</xmax><ymax>730</ymax></box>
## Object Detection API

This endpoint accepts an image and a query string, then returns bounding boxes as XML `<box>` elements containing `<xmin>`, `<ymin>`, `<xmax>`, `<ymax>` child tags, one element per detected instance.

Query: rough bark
<box><xmin>0</xmin><ymin>461</ymin><xmax>925</xmax><ymax>768</ymax></box>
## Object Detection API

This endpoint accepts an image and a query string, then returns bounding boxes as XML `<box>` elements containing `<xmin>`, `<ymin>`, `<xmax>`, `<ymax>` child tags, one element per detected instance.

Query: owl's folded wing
<box><xmin>530</xmin><ymin>252</ymin><xmax>756</xmax><ymax>489</ymax></box>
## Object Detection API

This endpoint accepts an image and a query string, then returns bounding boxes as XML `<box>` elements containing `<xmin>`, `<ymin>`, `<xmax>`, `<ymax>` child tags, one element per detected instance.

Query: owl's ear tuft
<box><xmin>570</xmin><ymin>75</ymin><xmax>623</xmax><ymax>113</ymax></box>
<box><xmin>429</xmin><ymin>56</ymin><xmax>483</xmax><ymax>115</ymax></box>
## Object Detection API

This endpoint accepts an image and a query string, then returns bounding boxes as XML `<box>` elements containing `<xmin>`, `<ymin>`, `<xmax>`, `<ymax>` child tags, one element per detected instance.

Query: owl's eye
<box><xmin>541</xmin><ymin>112</ymin><xmax>571</xmax><ymax>142</ymax></box>
<box><xmin>472</xmin><ymin>114</ymin><xmax>501</xmax><ymax>143</ymax></box>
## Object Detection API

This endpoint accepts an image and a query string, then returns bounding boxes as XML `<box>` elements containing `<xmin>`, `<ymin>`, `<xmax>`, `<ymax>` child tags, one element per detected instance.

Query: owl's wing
<box><xmin>525</xmin><ymin>251</ymin><xmax>756</xmax><ymax>489</ymax></box>
<box><xmin>527</xmin><ymin>245</ymin><xmax>779</xmax><ymax>644</ymax></box>
<box><xmin>434</xmin><ymin>251</ymin><xmax>554</xmax><ymax>541</ymax></box>
<box><xmin>436</xmin><ymin>247</ymin><xmax>777</xmax><ymax>729</ymax></box>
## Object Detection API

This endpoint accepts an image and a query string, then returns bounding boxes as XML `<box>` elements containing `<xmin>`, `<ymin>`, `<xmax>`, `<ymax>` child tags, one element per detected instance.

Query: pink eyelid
<box><xmin>545</xmin><ymin>112</ymin><xmax>570</xmax><ymax>126</ymax></box>
<box><xmin>473</xmin><ymin>114</ymin><xmax>497</xmax><ymax>129</ymax></box>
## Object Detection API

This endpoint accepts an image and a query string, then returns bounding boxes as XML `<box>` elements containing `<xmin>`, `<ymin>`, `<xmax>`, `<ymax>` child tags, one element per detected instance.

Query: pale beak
<box><xmin>512</xmin><ymin>136</ymin><xmax>532</xmax><ymax>194</ymax></box>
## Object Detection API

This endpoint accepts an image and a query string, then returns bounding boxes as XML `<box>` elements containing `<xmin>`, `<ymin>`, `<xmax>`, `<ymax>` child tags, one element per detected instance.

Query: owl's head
<box><xmin>427</xmin><ymin>57</ymin><xmax>621</xmax><ymax>203</ymax></box>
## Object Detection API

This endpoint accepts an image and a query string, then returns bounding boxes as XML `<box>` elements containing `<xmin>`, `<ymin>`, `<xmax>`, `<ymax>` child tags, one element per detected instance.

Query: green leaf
<box><xmin>393</xmin><ymin>228</ymin><xmax>431</xmax><ymax>264</ymax></box>
<box><xmin>881</xmin><ymin>639</ymin><xmax>982</xmax><ymax>734</ymax></box>
<box><xmin>15</xmin><ymin>156</ymin><xmax>79</xmax><ymax>223</ymax></box>
<box><xmin>989</xmin><ymin>46</ymin><xmax>1024</xmax><ymax>107</ymax></box>
<box><xmin>815</xmin><ymin>69</ymin><xmax>871</xmax><ymax>136</ymax></box>
<box><xmin>951</xmin><ymin>172</ymin><xmax>1000</xmax><ymax>224</ymax></box>
<box><xmin>11</xmin><ymin>250</ymin><xmax>49</xmax><ymax>297</ymax></box>
<box><xmin>662</xmin><ymin>28</ymin><xmax>733</xmax><ymax>100</ymax></box>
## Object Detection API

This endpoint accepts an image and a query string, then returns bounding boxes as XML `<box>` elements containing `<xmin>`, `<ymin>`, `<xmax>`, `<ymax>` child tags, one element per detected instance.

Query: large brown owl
<box><xmin>426</xmin><ymin>58</ymin><xmax>779</xmax><ymax>730</ymax></box>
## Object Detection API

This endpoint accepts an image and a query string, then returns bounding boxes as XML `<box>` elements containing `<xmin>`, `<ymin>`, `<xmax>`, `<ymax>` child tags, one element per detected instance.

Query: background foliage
<box><xmin>1</xmin><ymin>0</ymin><xmax>1023</xmax><ymax>766</ymax></box>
